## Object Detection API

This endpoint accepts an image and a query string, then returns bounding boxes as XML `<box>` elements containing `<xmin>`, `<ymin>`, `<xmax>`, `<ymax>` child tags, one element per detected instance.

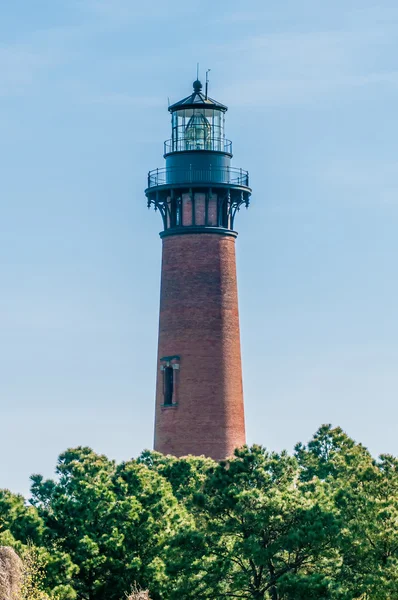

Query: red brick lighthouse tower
<box><xmin>145</xmin><ymin>79</ymin><xmax>251</xmax><ymax>461</ymax></box>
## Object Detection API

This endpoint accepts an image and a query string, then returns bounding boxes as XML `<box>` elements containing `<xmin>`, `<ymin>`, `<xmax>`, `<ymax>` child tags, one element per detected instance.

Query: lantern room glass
<box><xmin>171</xmin><ymin>108</ymin><xmax>225</xmax><ymax>152</ymax></box>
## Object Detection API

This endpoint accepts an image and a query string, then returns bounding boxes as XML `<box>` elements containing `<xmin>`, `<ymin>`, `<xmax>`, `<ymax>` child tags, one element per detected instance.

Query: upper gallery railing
<box><xmin>147</xmin><ymin>166</ymin><xmax>249</xmax><ymax>188</ymax></box>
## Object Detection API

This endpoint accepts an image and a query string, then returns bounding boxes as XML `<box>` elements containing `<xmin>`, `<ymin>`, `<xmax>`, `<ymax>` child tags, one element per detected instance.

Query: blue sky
<box><xmin>1</xmin><ymin>0</ymin><xmax>398</xmax><ymax>495</ymax></box>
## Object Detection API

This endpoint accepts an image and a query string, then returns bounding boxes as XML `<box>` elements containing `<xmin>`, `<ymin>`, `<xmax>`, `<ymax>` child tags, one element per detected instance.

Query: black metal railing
<box><xmin>147</xmin><ymin>166</ymin><xmax>249</xmax><ymax>188</ymax></box>
<box><xmin>164</xmin><ymin>138</ymin><xmax>233</xmax><ymax>155</ymax></box>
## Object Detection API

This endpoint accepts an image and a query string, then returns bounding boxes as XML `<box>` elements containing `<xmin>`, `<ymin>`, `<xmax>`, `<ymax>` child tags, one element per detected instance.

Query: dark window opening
<box><xmin>221</xmin><ymin>199</ymin><xmax>229</xmax><ymax>228</ymax></box>
<box><xmin>164</xmin><ymin>366</ymin><xmax>174</xmax><ymax>405</ymax></box>
<box><xmin>170</xmin><ymin>198</ymin><xmax>177</xmax><ymax>227</ymax></box>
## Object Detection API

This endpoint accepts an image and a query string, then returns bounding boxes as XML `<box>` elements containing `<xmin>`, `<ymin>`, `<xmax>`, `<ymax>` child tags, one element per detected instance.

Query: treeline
<box><xmin>1</xmin><ymin>425</ymin><xmax>398</xmax><ymax>599</ymax></box>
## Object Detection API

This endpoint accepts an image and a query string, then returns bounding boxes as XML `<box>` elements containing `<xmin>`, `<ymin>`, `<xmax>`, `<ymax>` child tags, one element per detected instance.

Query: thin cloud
<box><xmin>0</xmin><ymin>46</ymin><xmax>55</xmax><ymax>96</ymax></box>
<box><xmin>211</xmin><ymin>26</ymin><xmax>398</xmax><ymax>107</ymax></box>
<box><xmin>213</xmin><ymin>28</ymin><xmax>392</xmax><ymax>75</ymax></box>
<box><xmin>316</xmin><ymin>159</ymin><xmax>398</xmax><ymax>206</ymax></box>
<box><xmin>79</xmin><ymin>0</ymin><xmax>193</xmax><ymax>23</ymax></box>
<box><xmin>221</xmin><ymin>71</ymin><xmax>398</xmax><ymax>108</ymax></box>
<box><xmin>84</xmin><ymin>92</ymin><xmax>164</xmax><ymax>107</ymax></box>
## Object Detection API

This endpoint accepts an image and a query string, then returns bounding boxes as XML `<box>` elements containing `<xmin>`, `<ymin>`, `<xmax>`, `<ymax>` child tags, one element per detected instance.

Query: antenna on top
<box><xmin>205</xmin><ymin>69</ymin><xmax>211</xmax><ymax>99</ymax></box>
<box><xmin>196</xmin><ymin>63</ymin><xmax>199</xmax><ymax>80</ymax></box>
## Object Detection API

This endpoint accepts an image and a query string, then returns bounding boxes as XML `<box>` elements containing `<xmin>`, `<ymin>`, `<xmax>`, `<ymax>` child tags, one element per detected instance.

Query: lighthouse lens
<box><xmin>185</xmin><ymin>112</ymin><xmax>211</xmax><ymax>150</ymax></box>
<box><xmin>171</xmin><ymin>108</ymin><xmax>225</xmax><ymax>153</ymax></box>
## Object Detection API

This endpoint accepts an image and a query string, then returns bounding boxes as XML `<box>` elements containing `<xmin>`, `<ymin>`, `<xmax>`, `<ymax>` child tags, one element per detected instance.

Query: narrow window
<box><xmin>164</xmin><ymin>366</ymin><xmax>174</xmax><ymax>405</ymax></box>
<box><xmin>221</xmin><ymin>198</ymin><xmax>229</xmax><ymax>228</ymax></box>
<box><xmin>170</xmin><ymin>197</ymin><xmax>177</xmax><ymax>227</ymax></box>
<box><xmin>176</xmin><ymin>200</ymin><xmax>181</xmax><ymax>226</ymax></box>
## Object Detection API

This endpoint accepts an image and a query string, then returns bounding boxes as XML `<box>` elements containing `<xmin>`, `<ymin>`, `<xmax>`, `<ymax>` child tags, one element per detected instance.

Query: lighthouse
<box><xmin>145</xmin><ymin>79</ymin><xmax>251</xmax><ymax>461</ymax></box>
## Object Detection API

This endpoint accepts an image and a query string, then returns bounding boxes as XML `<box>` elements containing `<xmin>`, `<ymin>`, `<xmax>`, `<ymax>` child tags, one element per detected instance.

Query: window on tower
<box><xmin>160</xmin><ymin>355</ymin><xmax>180</xmax><ymax>407</ymax></box>
<box><xmin>164</xmin><ymin>366</ymin><xmax>174</xmax><ymax>405</ymax></box>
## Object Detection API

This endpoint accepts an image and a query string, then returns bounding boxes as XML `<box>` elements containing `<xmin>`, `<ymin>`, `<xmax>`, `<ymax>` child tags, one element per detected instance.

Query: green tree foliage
<box><xmin>137</xmin><ymin>450</ymin><xmax>216</xmax><ymax>505</ymax></box>
<box><xmin>164</xmin><ymin>445</ymin><xmax>340</xmax><ymax>599</ymax></box>
<box><xmin>1</xmin><ymin>428</ymin><xmax>398</xmax><ymax>599</ymax></box>
<box><xmin>0</xmin><ymin>489</ymin><xmax>43</xmax><ymax>546</ymax></box>
<box><xmin>19</xmin><ymin>543</ymin><xmax>52</xmax><ymax>600</ymax></box>
<box><xmin>30</xmin><ymin>447</ymin><xmax>189</xmax><ymax>600</ymax></box>
<box><xmin>296</xmin><ymin>425</ymin><xmax>398</xmax><ymax>598</ymax></box>
<box><xmin>0</xmin><ymin>491</ymin><xmax>76</xmax><ymax>599</ymax></box>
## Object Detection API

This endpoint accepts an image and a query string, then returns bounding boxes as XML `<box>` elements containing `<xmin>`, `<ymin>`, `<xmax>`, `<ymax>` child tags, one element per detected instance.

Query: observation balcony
<box><xmin>164</xmin><ymin>137</ymin><xmax>232</xmax><ymax>155</ymax></box>
<box><xmin>147</xmin><ymin>165</ymin><xmax>249</xmax><ymax>190</ymax></box>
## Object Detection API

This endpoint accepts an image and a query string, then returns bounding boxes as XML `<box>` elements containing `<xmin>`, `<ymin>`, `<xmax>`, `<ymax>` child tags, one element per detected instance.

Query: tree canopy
<box><xmin>1</xmin><ymin>426</ymin><xmax>398</xmax><ymax>599</ymax></box>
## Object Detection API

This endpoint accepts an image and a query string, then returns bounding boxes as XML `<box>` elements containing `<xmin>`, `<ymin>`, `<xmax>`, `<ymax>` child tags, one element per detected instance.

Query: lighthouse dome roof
<box><xmin>168</xmin><ymin>80</ymin><xmax>227</xmax><ymax>113</ymax></box>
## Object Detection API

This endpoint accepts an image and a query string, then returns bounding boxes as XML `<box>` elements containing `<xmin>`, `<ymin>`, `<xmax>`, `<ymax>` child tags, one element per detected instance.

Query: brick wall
<box><xmin>154</xmin><ymin>232</ymin><xmax>246</xmax><ymax>461</ymax></box>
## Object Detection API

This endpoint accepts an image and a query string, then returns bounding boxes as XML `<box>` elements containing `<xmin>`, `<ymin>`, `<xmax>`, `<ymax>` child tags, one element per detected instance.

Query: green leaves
<box><xmin>2</xmin><ymin>428</ymin><xmax>398</xmax><ymax>599</ymax></box>
<box><xmin>29</xmin><ymin>447</ymin><xmax>188</xmax><ymax>600</ymax></box>
<box><xmin>0</xmin><ymin>489</ymin><xmax>43</xmax><ymax>546</ymax></box>
<box><xmin>164</xmin><ymin>445</ymin><xmax>340</xmax><ymax>599</ymax></box>
<box><xmin>296</xmin><ymin>426</ymin><xmax>398</xmax><ymax>599</ymax></box>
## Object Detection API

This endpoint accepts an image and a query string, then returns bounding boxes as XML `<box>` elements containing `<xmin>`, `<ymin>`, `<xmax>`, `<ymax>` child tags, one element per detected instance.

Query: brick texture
<box><xmin>154</xmin><ymin>233</ymin><xmax>246</xmax><ymax>461</ymax></box>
